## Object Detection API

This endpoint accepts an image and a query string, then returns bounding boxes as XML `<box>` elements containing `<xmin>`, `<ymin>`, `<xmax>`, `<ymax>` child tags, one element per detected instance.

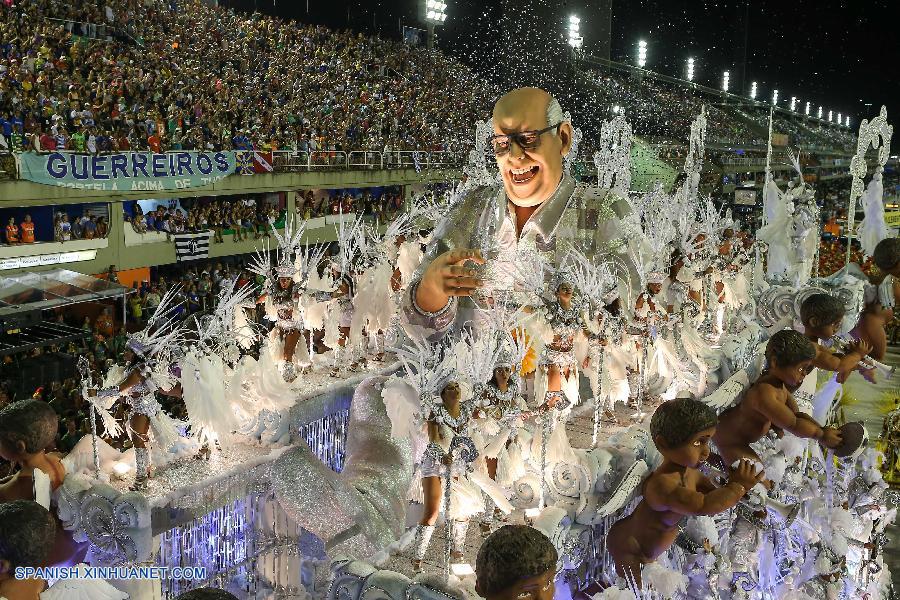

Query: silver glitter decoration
<box><xmin>272</xmin><ymin>376</ymin><xmax>413</xmax><ymax>559</ymax></box>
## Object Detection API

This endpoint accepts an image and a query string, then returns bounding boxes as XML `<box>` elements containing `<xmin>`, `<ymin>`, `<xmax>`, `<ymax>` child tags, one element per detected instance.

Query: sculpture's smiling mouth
<box><xmin>510</xmin><ymin>165</ymin><xmax>539</xmax><ymax>184</ymax></box>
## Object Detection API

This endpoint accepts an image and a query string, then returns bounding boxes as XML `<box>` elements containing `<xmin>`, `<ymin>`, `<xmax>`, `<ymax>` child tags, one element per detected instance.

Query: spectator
<box><xmin>144</xmin><ymin>208</ymin><xmax>156</xmax><ymax>232</ymax></box>
<box><xmin>128</xmin><ymin>294</ymin><xmax>143</xmax><ymax>321</ymax></box>
<box><xmin>129</xmin><ymin>209</ymin><xmax>146</xmax><ymax>234</ymax></box>
<box><xmin>58</xmin><ymin>416</ymin><xmax>83</xmax><ymax>452</ymax></box>
<box><xmin>96</xmin><ymin>216</ymin><xmax>109</xmax><ymax>238</ymax></box>
<box><xmin>54</xmin><ymin>213</ymin><xmax>71</xmax><ymax>241</ymax></box>
<box><xmin>95</xmin><ymin>307</ymin><xmax>114</xmax><ymax>337</ymax></box>
<box><xmin>38</xmin><ymin>130</ymin><xmax>57</xmax><ymax>152</ymax></box>
<box><xmin>143</xmin><ymin>286</ymin><xmax>161</xmax><ymax>311</ymax></box>
<box><xmin>83</xmin><ymin>215</ymin><xmax>97</xmax><ymax>239</ymax></box>
<box><xmin>71</xmin><ymin>214</ymin><xmax>84</xmax><ymax>239</ymax></box>
<box><xmin>17</xmin><ymin>214</ymin><xmax>34</xmax><ymax>244</ymax></box>
<box><xmin>5</xmin><ymin>217</ymin><xmax>18</xmax><ymax>244</ymax></box>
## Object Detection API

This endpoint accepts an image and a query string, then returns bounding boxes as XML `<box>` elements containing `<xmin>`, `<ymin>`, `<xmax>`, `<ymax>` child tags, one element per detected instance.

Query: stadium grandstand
<box><xmin>0</xmin><ymin>0</ymin><xmax>884</xmax><ymax>334</ymax></box>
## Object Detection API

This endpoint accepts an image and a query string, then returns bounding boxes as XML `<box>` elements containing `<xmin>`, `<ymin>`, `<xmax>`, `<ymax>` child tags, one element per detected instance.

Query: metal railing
<box><xmin>1</xmin><ymin>149</ymin><xmax>467</xmax><ymax>180</ymax></box>
<box><xmin>241</xmin><ymin>149</ymin><xmax>466</xmax><ymax>172</ymax></box>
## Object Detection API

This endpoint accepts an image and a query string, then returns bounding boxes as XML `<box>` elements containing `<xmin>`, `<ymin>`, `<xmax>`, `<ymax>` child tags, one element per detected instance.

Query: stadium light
<box><xmin>568</xmin><ymin>15</ymin><xmax>582</xmax><ymax>49</ymax></box>
<box><xmin>637</xmin><ymin>39</ymin><xmax>647</xmax><ymax>68</ymax></box>
<box><xmin>722</xmin><ymin>71</ymin><xmax>730</xmax><ymax>92</ymax></box>
<box><xmin>818</xmin><ymin>106</ymin><xmax>823</xmax><ymax>119</ymax></box>
<box><xmin>750</xmin><ymin>81</ymin><xmax>757</xmax><ymax>99</ymax></box>
<box><xmin>845</xmin><ymin>115</ymin><xmax>851</xmax><ymax>127</ymax></box>
<box><xmin>772</xmin><ymin>89</ymin><xmax>778</xmax><ymax>105</ymax></box>
<box><xmin>828</xmin><ymin>110</ymin><xmax>833</xmax><ymax>122</ymax></box>
<box><xmin>837</xmin><ymin>112</ymin><xmax>842</xmax><ymax>125</ymax></box>
<box><xmin>424</xmin><ymin>0</ymin><xmax>447</xmax><ymax>24</ymax></box>
<box><xmin>686</xmin><ymin>58</ymin><xmax>694</xmax><ymax>81</ymax></box>
<box><xmin>805</xmin><ymin>101</ymin><xmax>810</xmax><ymax>115</ymax></box>
<box><xmin>790</xmin><ymin>96</ymin><xmax>797</xmax><ymax>112</ymax></box>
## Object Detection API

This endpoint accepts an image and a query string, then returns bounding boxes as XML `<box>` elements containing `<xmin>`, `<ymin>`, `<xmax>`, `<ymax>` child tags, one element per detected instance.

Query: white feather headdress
<box><xmin>382</xmin><ymin>337</ymin><xmax>461</xmax><ymax>441</ymax></box>
<box><xmin>633</xmin><ymin>185</ymin><xmax>678</xmax><ymax>287</ymax></box>
<box><xmin>271</xmin><ymin>216</ymin><xmax>307</xmax><ymax>277</ymax></box>
<box><xmin>193</xmin><ymin>278</ymin><xmax>259</xmax><ymax>358</ymax></box>
<box><xmin>125</xmin><ymin>285</ymin><xmax>187</xmax><ymax>361</ymax></box>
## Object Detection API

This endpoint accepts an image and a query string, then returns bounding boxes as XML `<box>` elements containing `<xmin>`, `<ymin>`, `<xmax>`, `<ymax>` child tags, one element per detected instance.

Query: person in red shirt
<box><xmin>5</xmin><ymin>217</ymin><xmax>19</xmax><ymax>245</ymax></box>
<box><xmin>38</xmin><ymin>131</ymin><xmax>57</xmax><ymax>152</ymax></box>
<box><xmin>19</xmin><ymin>214</ymin><xmax>35</xmax><ymax>244</ymax></box>
<box><xmin>147</xmin><ymin>132</ymin><xmax>161</xmax><ymax>153</ymax></box>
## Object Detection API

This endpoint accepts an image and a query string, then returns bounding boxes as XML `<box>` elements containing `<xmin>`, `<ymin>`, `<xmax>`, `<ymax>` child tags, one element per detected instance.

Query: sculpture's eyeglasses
<box><xmin>488</xmin><ymin>123</ymin><xmax>562</xmax><ymax>156</ymax></box>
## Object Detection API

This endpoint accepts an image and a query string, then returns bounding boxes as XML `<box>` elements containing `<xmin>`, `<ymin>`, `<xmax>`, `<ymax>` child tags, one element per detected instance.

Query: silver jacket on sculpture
<box><xmin>402</xmin><ymin>174</ymin><xmax>639</xmax><ymax>341</ymax></box>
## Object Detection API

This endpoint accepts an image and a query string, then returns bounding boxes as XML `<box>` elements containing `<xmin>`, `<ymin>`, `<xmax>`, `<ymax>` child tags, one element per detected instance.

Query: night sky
<box><xmin>230</xmin><ymin>0</ymin><xmax>898</xmax><ymax>136</ymax></box>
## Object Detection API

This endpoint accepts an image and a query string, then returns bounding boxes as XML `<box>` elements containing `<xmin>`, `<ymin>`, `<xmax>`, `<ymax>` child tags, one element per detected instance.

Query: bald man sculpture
<box><xmin>270</xmin><ymin>88</ymin><xmax>637</xmax><ymax>560</ymax></box>
<box><xmin>405</xmin><ymin>87</ymin><xmax>638</xmax><ymax>341</ymax></box>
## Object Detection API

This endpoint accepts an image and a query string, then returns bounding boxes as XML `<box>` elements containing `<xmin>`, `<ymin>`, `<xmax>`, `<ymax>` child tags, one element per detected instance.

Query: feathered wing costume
<box><xmin>181</xmin><ymin>280</ymin><xmax>259</xmax><ymax>445</ymax></box>
<box><xmin>96</xmin><ymin>286</ymin><xmax>187</xmax><ymax>489</ymax></box>
<box><xmin>248</xmin><ymin>216</ymin><xmax>311</xmax><ymax>379</ymax></box>
<box><xmin>756</xmin><ymin>165</ymin><xmax>791</xmax><ymax>278</ymax></box>
<box><xmin>350</xmin><ymin>226</ymin><xmax>396</xmax><ymax>358</ymax></box>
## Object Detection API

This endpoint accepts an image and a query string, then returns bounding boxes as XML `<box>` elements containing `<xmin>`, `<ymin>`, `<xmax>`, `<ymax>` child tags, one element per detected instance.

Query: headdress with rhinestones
<box><xmin>125</xmin><ymin>285</ymin><xmax>187</xmax><ymax>362</ymax></box>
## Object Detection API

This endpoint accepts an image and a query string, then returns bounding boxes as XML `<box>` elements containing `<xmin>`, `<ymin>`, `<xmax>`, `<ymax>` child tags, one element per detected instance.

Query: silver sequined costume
<box><xmin>98</xmin><ymin>362</ymin><xmax>162</xmax><ymax>419</ymax></box>
<box><xmin>537</xmin><ymin>300</ymin><xmax>588</xmax><ymax>369</ymax></box>
<box><xmin>402</xmin><ymin>174</ymin><xmax>638</xmax><ymax>341</ymax></box>
<box><xmin>419</xmin><ymin>400</ymin><xmax>476</xmax><ymax>479</ymax></box>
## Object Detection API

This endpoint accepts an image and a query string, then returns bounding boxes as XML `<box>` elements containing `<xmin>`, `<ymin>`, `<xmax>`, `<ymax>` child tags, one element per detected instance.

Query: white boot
<box><xmin>451</xmin><ymin>519</ymin><xmax>469</xmax><ymax>559</ymax></box>
<box><xmin>412</xmin><ymin>524</ymin><xmax>435</xmax><ymax>571</ymax></box>
<box><xmin>480</xmin><ymin>497</ymin><xmax>495</xmax><ymax>535</ymax></box>
<box><xmin>131</xmin><ymin>447</ymin><xmax>150</xmax><ymax>491</ymax></box>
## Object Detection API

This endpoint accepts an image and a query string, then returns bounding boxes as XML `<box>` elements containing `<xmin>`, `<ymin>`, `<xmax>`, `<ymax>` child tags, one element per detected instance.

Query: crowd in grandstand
<box><xmin>0</xmin><ymin>0</ymin><xmax>492</xmax><ymax>155</ymax></box>
<box><xmin>588</xmin><ymin>70</ymin><xmax>857</xmax><ymax>152</ymax></box>
<box><xmin>294</xmin><ymin>188</ymin><xmax>404</xmax><ymax>220</ymax></box>
<box><xmin>591</xmin><ymin>74</ymin><xmax>762</xmax><ymax>145</ymax></box>
<box><xmin>129</xmin><ymin>197</ymin><xmax>282</xmax><ymax>242</ymax></box>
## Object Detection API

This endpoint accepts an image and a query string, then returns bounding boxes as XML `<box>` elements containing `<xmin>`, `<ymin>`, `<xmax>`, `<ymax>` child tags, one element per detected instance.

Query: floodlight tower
<box><xmin>568</xmin><ymin>15</ymin><xmax>583</xmax><ymax>50</ymax></box>
<box><xmin>845</xmin><ymin>115</ymin><xmax>851</xmax><ymax>127</ymax></box>
<box><xmin>837</xmin><ymin>112</ymin><xmax>842</xmax><ymax>125</ymax></box>
<box><xmin>637</xmin><ymin>39</ymin><xmax>647</xmax><ymax>68</ymax></box>
<box><xmin>722</xmin><ymin>71</ymin><xmax>730</xmax><ymax>92</ymax></box>
<box><xmin>818</xmin><ymin>106</ymin><xmax>823</xmax><ymax>119</ymax></box>
<box><xmin>772</xmin><ymin>89</ymin><xmax>779</xmax><ymax>106</ymax></box>
<box><xmin>790</xmin><ymin>96</ymin><xmax>797</xmax><ymax>112</ymax></box>
<box><xmin>423</xmin><ymin>0</ymin><xmax>447</xmax><ymax>49</ymax></box>
<box><xmin>750</xmin><ymin>81</ymin><xmax>757</xmax><ymax>100</ymax></box>
<box><xmin>805</xmin><ymin>101</ymin><xmax>810</xmax><ymax>116</ymax></box>
<box><xmin>828</xmin><ymin>110</ymin><xmax>833</xmax><ymax>122</ymax></box>
<box><xmin>686</xmin><ymin>57</ymin><xmax>695</xmax><ymax>81</ymax></box>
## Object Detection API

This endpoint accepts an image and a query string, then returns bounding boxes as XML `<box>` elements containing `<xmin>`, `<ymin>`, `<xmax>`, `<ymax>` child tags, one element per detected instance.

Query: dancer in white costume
<box><xmin>250</xmin><ymin>218</ymin><xmax>312</xmax><ymax>382</ymax></box>
<box><xmin>381</xmin><ymin>336</ymin><xmax>512</xmax><ymax>571</ymax></box>
<box><xmin>584</xmin><ymin>290</ymin><xmax>630</xmax><ymax>424</ymax></box>
<box><xmin>529</xmin><ymin>272</ymin><xmax>589</xmax><ymax>411</ymax></box>
<box><xmin>472</xmin><ymin>344</ymin><xmax>530</xmax><ymax>533</ymax></box>
<box><xmin>92</xmin><ymin>287</ymin><xmax>184</xmax><ymax>491</ymax></box>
